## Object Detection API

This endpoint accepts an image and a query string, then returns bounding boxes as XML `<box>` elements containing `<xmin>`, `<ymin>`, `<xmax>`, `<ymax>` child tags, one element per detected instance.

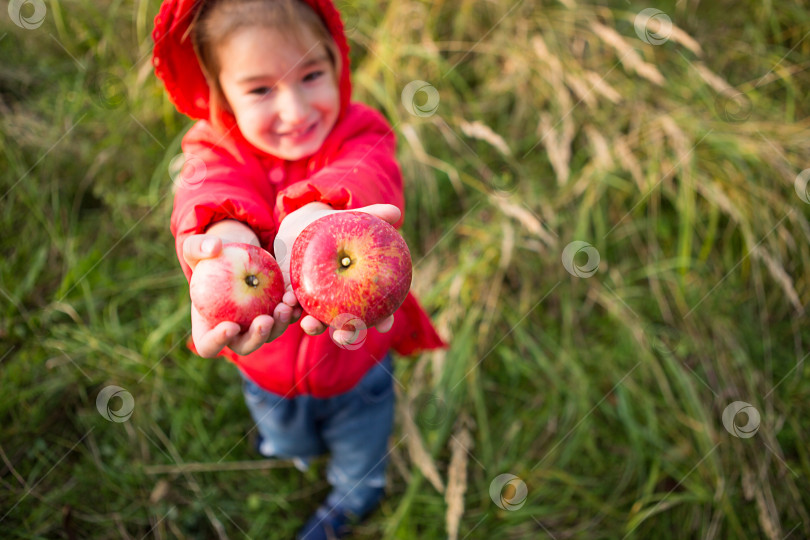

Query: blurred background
<box><xmin>2</xmin><ymin>0</ymin><xmax>809</xmax><ymax>538</ymax></box>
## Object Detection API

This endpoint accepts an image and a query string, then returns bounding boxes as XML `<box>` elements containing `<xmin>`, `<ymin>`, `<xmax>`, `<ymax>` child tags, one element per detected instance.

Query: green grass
<box><xmin>2</xmin><ymin>0</ymin><xmax>810</xmax><ymax>538</ymax></box>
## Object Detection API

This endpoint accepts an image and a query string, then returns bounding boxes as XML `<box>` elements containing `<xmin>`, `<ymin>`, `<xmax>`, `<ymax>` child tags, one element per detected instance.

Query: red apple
<box><xmin>189</xmin><ymin>243</ymin><xmax>285</xmax><ymax>333</ymax></box>
<box><xmin>290</xmin><ymin>211</ymin><xmax>412</xmax><ymax>330</ymax></box>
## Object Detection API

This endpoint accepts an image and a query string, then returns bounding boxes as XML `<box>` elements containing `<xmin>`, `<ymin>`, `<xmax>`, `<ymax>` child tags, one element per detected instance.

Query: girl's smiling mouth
<box><xmin>277</xmin><ymin>121</ymin><xmax>318</xmax><ymax>140</ymax></box>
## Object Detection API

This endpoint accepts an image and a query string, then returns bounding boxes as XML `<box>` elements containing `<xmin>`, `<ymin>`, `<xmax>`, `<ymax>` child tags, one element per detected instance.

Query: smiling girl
<box><xmin>152</xmin><ymin>0</ymin><xmax>445</xmax><ymax>537</ymax></box>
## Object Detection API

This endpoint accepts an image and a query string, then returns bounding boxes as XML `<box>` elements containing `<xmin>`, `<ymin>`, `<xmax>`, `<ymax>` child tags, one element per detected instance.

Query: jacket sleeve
<box><xmin>274</xmin><ymin>104</ymin><xmax>405</xmax><ymax>228</ymax></box>
<box><xmin>171</xmin><ymin>121</ymin><xmax>277</xmax><ymax>282</ymax></box>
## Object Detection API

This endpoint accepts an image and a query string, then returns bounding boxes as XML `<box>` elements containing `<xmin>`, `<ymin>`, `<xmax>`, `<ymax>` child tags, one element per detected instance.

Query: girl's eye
<box><xmin>303</xmin><ymin>70</ymin><xmax>324</xmax><ymax>83</ymax></box>
<box><xmin>249</xmin><ymin>86</ymin><xmax>272</xmax><ymax>96</ymax></box>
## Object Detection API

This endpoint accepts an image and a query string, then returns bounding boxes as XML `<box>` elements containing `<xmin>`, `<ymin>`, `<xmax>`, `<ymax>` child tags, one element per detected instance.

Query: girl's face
<box><xmin>217</xmin><ymin>26</ymin><xmax>340</xmax><ymax>161</ymax></box>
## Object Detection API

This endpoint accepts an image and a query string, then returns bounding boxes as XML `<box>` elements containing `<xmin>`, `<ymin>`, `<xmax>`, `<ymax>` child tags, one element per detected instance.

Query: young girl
<box><xmin>152</xmin><ymin>0</ymin><xmax>445</xmax><ymax>537</ymax></box>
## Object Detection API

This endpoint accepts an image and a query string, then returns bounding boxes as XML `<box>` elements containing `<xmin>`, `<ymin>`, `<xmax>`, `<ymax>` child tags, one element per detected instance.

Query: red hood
<box><xmin>152</xmin><ymin>0</ymin><xmax>352</xmax><ymax>127</ymax></box>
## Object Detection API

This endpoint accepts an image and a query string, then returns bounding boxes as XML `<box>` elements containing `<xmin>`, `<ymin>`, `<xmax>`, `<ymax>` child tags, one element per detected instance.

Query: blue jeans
<box><xmin>240</xmin><ymin>355</ymin><xmax>395</xmax><ymax>518</ymax></box>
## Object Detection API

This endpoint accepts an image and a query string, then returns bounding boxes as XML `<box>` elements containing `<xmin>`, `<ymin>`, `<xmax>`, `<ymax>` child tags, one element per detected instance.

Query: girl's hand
<box><xmin>300</xmin><ymin>311</ymin><xmax>395</xmax><ymax>346</ymax></box>
<box><xmin>183</xmin><ymin>225</ymin><xmax>303</xmax><ymax>358</ymax></box>
<box><xmin>274</xmin><ymin>203</ymin><xmax>401</xmax><ymax>344</ymax></box>
<box><xmin>189</xmin><ymin>289</ymin><xmax>300</xmax><ymax>358</ymax></box>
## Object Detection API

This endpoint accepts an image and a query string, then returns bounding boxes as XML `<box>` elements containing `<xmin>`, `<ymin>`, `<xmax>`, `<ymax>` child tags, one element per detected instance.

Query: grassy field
<box><xmin>2</xmin><ymin>0</ymin><xmax>810</xmax><ymax>538</ymax></box>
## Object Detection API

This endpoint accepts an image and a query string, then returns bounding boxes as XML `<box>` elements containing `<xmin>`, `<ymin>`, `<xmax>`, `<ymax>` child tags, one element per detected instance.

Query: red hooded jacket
<box><xmin>152</xmin><ymin>0</ymin><xmax>446</xmax><ymax>398</ymax></box>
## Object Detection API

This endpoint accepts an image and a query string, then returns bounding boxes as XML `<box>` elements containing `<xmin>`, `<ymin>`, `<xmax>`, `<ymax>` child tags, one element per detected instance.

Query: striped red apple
<box><xmin>290</xmin><ymin>211</ymin><xmax>412</xmax><ymax>332</ymax></box>
<box><xmin>189</xmin><ymin>243</ymin><xmax>285</xmax><ymax>333</ymax></box>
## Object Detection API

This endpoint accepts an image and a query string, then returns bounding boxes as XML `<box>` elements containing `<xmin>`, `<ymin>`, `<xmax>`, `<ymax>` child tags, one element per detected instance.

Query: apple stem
<box><xmin>245</xmin><ymin>275</ymin><xmax>259</xmax><ymax>288</ymax></box>
<box><xmin>341</xmin><ymin>256</ymin><xmax>352</xmax><ymax>268</ymax></box>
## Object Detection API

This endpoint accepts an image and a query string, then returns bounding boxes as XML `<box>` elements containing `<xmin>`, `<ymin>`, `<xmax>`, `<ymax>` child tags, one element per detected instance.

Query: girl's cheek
<box><xmin>237</xmin><ymin>111</ymin><xmax>261</xmax><ymax>136</ymax></box>
<box><xmin>309</xmin><ymin>78</ymin><xmax>337</xmax><ymax>100</ymax></box>
<box><xmin>315</xmin><ymin>86</ymin><xmax>339</xmax><ymax>112</ymax></box>
<box><xmin>245</xmin><ymin>102</ymin><xmax>272</xmax><ymax>127</ymax></box>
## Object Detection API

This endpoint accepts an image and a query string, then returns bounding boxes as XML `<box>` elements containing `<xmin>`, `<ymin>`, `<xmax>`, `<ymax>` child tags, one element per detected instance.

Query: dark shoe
<box><xmin>297</xmin><ymin>504</ymin><xmax>353</xmax><ymax>540</ymax></box>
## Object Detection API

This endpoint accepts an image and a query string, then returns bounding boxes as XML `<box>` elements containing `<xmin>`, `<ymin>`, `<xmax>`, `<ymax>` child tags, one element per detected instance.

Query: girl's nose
<box><xmin>277</xmin><ymin>87</ymin><xmax>309</xmax><ymax>126</ymax></box>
